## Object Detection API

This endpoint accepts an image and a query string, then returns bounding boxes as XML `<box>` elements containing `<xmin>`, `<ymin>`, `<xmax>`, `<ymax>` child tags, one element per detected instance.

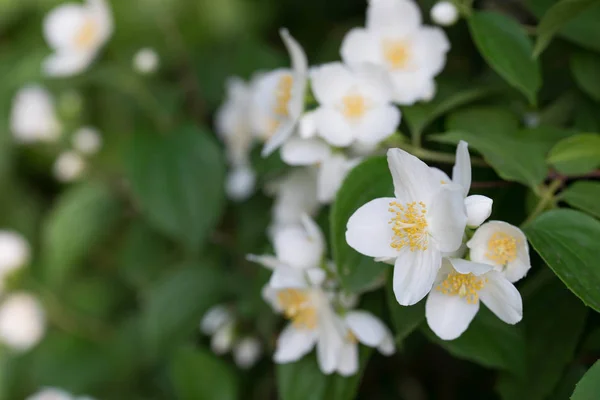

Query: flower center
<box><xmin>341</xmin><ymin>94</ymin><xmax>367</xmax><ymax>119</ymax></box>
<box><xmin>388</xmin><ymin>201</ymin><xmax>429</xmax><ymax>251</ymax></box>
<box><xmin>75</xmin><ymin>17</ymin><xmax>99</xmax><ymax>50</ymax></box>
<box><xmin>485</xmin><ymin>232</ymin><xmax>517</xmax><ymax>265</ymax></box>
<box><xmin>273</xmin><ymin>74</ymin><xmax>294</xmax><ymax>117</ymax></box>
<box><xmin>346</xmin><ymin>330</ymin><xmax>358</xmax><ymax>343</ymax></box>
<box><xmin>382</xmin><ymin>39</ymin><xmax>410</xmax><ymax>70</ymax></box>
<box><xmin>437</xmin><ymin>272</ymin><xmax>487</xmax><ymax>304</ymax></box>
<box><xmin>277</xmin><ymin>289</ymin><xmax>317</xmax><ymax>329</ymax></box>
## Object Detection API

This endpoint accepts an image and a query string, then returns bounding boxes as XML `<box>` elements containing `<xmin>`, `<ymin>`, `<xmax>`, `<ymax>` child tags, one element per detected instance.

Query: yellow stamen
<box><xmin>485</xmin><ymin>232</ymin><xmax>518</xmax><ymax>265</ymax></box>
<box><xmin>437</xmin><ymin>272</ymin><xmax>487</xmax><ymax>304</ymax></box>
<box><xmin>277</xmin><ymin>289</ymin><xmax>317</xmax><ymax>329</ymax></box>
<box><xmin>388</xmin><ymin>201</ymin><xmax>429</xmax><ymax>251</ymax></box>
<box><xmin>273</xmin><ymin>74</ymin><xmax>294</xmax><ymax>117</ymax></box>
<box><xmin>383</xmin><ymin>39</ymin><xmax>410</xmax><ymax>69</ymax></box>
<box><xmin>75</xmin><ymin>18</ymin><xmax>99</xmax><ymax>50</ymax></box>
<box><xmin>342</xmin><ymin>94</ymin><xmax>367</xmax><ymax>119</ymax></box>
<box><xmin>346</xmin><ymin>330</ymin><xmax>358</xmax><ymax>343</ymax></box>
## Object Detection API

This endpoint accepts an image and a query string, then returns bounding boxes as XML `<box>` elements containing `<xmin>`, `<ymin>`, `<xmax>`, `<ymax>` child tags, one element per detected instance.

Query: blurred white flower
<box><xmin>42</xmin><ymin>0</ymin><xmax>113</xmax><ymax>76</ymax></box>
<box><xmin>200</xmin><ymin>304</ymin><xmax>233</xmax><ymax>336</ymax></box>
<box><xmin>72</xmin><ymin>126</ymin><xmax>102</xmax><ymax>155</ymax></box>
<box><xmin>133</xmin><ymin>47</ymin><xmax>159</xmax><ymax>74</ymax></box>
<box><xmin>211</xmin><ymin>321</ymin><xmax>235</xmax><ymax>355</ymax></box>
<box><xmin>10</xmin><ymin>85</ymin><xmax>61</xmax><ymax>144</ymax></box>
<box><xmin>26</xmin><ymin>388</ymin><xmax>73</xmax><ymax>400</ymax></box>
<box><xmin>0</xmin><ymin>231</ymin><xmax>30</xmax><ymax>282</ymax></box>
<box><xmin>233</xmin><ymin>337</ymin><xmax>263</xmax><ymax>369</ymax></box>
<box><xmin>316</xmin><ymin>154</ymin><xmax>359</xmax><ymax>204</ymax></box>
<box><xmin>268</xmin><ymin>168</ymin><xmax>320</xmax><ymax>228</ymax></box>
<box><xmin>0</xmin><ymin>292</ymin><xmax>46</xmax><ymax>352</ymax></box>
<box><xmin>249</xmin><ymin>29</ymin><xmax>308</xmax><ymax>156</ymax></box>
<box><xmin>430</xmin><ymin>1</ymin><xmax>459</xmax><ymax>26</ymax></box>
<box><xmin>53</xmin><ymin>151</ymin><xmax>86</xmax><ymax>182</ymax></box>
<box><xmin>426</xmin><ymin>258</ymin><xmax>522</xmax><ymax>340</ymax></box>
<box><xmin>346</xmin><ymin>148</ymin><xmax>467</xmax><ymax>306</ymax></box>
<box><xmin>310</xmin><ymin>62</ymin><xmax>400</xmax><ymax>147</ymax></box>
<box><xmin>341</xmin><ymin>0</ymin><xmax>450</xmax><ymax>105</ymax></box>
<box><xmin>467</xmin><ymin>221</ymin><xmax>531</xmax><ymax>283</ymax></box>
<box><xmin>226</xmin><ymin>165</ymin><xmax>256</xmax><ymax>202</ymax></box>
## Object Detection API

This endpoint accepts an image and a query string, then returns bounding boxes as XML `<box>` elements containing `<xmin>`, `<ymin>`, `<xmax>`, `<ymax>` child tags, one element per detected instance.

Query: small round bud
<box><xmin>226</xmin><ymin>166</ymin><xmax>256</xmax><ymax>201</ymax></box>
<box><xmin>72</xmin><ymin>127</ymin><xmax>102</xmax><ymax>155</ymax></box>
<box><xmin>0</xmin><ymin>231</ymin><xmax>30</xmax><ymax>277</ymax></box>
<box><xmin>233</xmin><ymin>337</ymin><xmax>262</xmax><ymax>369</ymax></box>
<box><xmin>53</xmin><ymin>151</ymin><xmax>86</xmax><ymax>183</ymax></box>
<box><xmin>0</xmin><ymin>292</ymin><xmax>46</xmax><ymax>352</ymax></box>
<box><xmin>133</xmin><ymin>48</ymin><xmax>160</xmax><ymax>75</ymax></box>
<box><xmin>200</xmin><ymin>305</ymin><xmax>233</xmax><ymax>336</ymax></box>
<box><xmin>431</xmin><ymin>1</ymin><xmax>459</xmax><ymax>27</ymax></box>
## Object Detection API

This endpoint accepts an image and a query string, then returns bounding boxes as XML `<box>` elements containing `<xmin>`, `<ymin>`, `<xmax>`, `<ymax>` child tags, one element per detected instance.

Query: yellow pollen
<box><xmin>437</xmin><ymin>272</ymin><xmax>487</xmax><ymax>304</ymax></box>
<box><xmin>75</xmin><ymin>18</ymin><xmax>99</xmax><ymax>50</ymax></box>
<box><xmin>383</xmin><ymin>39</ymin><xmax>410</xmax><ymax>69</ymax></box>
<box><xmin>485</xmin><ymin>232</ymin><xmax>518</xmax><ymax>265</ymax></box>
<box><xmin>440</xmin><ymin>180</ymin><xmax>448</xmax><ymax>184</ymax></box>
<box><xmin>388</xmin><ymin>201</ymin><xmax>429</xmax><ymax>252</ymax></box>
<box><xmin>346</xmin><ymin>330</ymin><xmax>358</xmax><ymax>343</ymax></box>
<box><xmin>342</xmin><ymin>94</ymin><xmax>367</xmax><ymax>119</ymax></box>
<box><xmin>277</xmin><ymin>289</ymin><xmax>317</xmax><ymax>329</ymax></box>
<box><xmin>273</xmin><ymin>74</ymin><xmax>294</xmax><ymax>117</ymax></box>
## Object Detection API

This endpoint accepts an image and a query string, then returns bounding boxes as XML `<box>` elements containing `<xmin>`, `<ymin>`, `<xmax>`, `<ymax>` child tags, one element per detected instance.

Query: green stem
<box><xmin>522</xmin><ymin>179</ymin><xmax>562</xmax><ymax>226</ymax></box>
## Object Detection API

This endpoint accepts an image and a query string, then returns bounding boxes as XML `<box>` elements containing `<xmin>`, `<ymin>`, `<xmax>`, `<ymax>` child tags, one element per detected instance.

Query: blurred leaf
<box><xmin>142</xmin><ymin>264</ymin><xmax>223</xmax><ymax>360</ymax></box>
<box><xmin>549</xmin><ymin>364</ymin><xmax>588</xmax><ymax>400</ymax></box>
<box><xmin>496</xmin><ymin>280</ymin><xmax>588</xmax><ymax>400</ymax></box>
<box><xmin>435</xmin><ymin>107</ymin><xmax>548</xmax><ymax>188</ymax></box>
<box><xmin>126</xmin><ymin>125</ymin><xmax>225</xmax><ymax>255</ymax></box>
<box><xmin>423</xmin><ymin>307</ymin><xmax>526</xmax><ymax>377</ymax></box>
<box><xmin>385</xmin><ymin>278</ymin><xmax>424</xmax><ymax>344</ymax></box>
<box><xmin>169</xmin><ymin>346</ymin><xmax>239</xmax><ymax>400</ymax></box>
<box><xmin>571</xmin><ymin>361</ymin><xmax>600</xmax><ymax>400</ymax></box>
<box><xmin>547</xmin><ymin>133</ymin><xmax>600</xmax><ymax>175</ymax></box>
<box><xmin>330</xmin><ymin>156</ymin><xmax>392</xmax><ymax>292</ymax></box>
<box><xmin>41</xmin><ymin>182</ymin><xmax>121</xmax><ymax>287</ymax></box>
<box><xmin>571</xmin><ymin>51</ymin><xmax>600</xmax><ymax>101</ymax></box>
<box><xmin>468</xmin><ymin>12</ymin><xmax>541</xmax><ymax>104</ymax></box>
<box><xmin>524</xmin><ymin>209</ymin><xmax>600</xmax><ymax>312</ymax></box>
<box><xmin>560</xmin><ymin>181</ymin><xmax>600</xmax><ymax>218</ymax></box>
<box><xmin>533</xmin><ymin>0</ymin><xmax>598</xmax><ymax>57</ymax></box>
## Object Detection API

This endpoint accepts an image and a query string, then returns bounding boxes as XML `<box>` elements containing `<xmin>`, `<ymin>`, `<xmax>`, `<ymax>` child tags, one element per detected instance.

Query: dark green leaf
<box><xmin>385</xmin><ymin>278</ymin><xmax>425</xmax><ymax>343</ymax></box>
<box><xmin>468</xmin><ymin>12</ymin><xmax>541</xmax><ymax>104</ymax></box>
<box><xmin>571</xmin><ymin>361</ymin><xmax>600</xmax><ymax>400</ymax></box>
<box><xmin>126</xmin><ymin>125</ymin><xmax>225</xmax><ymax>254</ymax></box>
<box><xmin>330</xmin><ymin>157</ymin><xmax>393</xmax><ymax>292</ymax></box>
<box><xmin>571</xmin><ymin>51</ymin><xmax>600</xmax><ymax>101</ymax></box>
<box><xmin>169</xmin><ymin>346</ymin><xmax>239</xmax><ymax>400</ymax></box>
<box><xmin>547</xmin><ymin>133</ymin><xmax>600</xmax><ymax>176</ymax></box>
<box><xmin>524</xmin><ymin>209</ymin><xmax>600</xmax><ymax>312</ymax></box>
<box><xmin>560</xmin><ymin>181</ymin><xmax>600</xmax><ymax>218</ymax></box>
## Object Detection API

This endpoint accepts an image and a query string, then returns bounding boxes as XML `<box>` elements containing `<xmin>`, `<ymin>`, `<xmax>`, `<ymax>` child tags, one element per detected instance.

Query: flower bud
<box><xmin>233</xmin><ymin>337</ymin><xmax>262</xmax><ymax>369</ymax></box>
<box><xmin>133</xmin><ymin>48</ymin><xmax>159</xmax><ymax>75</ymax></box>
<box><xmin>0</xmin><ymin>292</ymin><xmax>46</xmax><ymax>352</ymax></box>
<box><xmin>431</xmin><ymin>1</ymin><xmax>459</xmax><ymax>26</ymax></box>
<box><xmin>53</xmin><ymin>151</ymin><xmax>86</xmax><ymax>182</ymax></box>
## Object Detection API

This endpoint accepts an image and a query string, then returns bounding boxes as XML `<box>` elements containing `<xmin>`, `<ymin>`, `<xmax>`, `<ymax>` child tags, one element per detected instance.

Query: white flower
<box><xmin>268</xmin><ymin>168</ymin><xmax>320</xmax><ymax>227</ymax></box>
<box><xmin>341</xmin><ymin>0</ymin><xmax>450</xmax><ymax>105</ymax></box>
<box><xmin>233</xmin><ymin>337</ymin><xmax>263</xmax><ymax>369</ymax></box>
<box><xmin>226</xmin><ymin>165</ymin><xmax>256</xmax><ymax>202</ymax></box>
<box><xmin>346</xmin><ymin>148</ymin><xmax>467</xmax><ymax>306</ymax></box>
<box><xmin>10</xmin><ymin>85</ymin><xmax>61</xmax><ymax>143</ymax></box>
<box><xmin>72</xmin><ymin>126</ymin><xmax>102</xmax><ymax>155</ymax></box>
<box><xmin>0</xmin><ymin>231</ymin><xmax>30</xmax><ymax>281</ymax></box>
<box><xmin>0</xmin><ymin>292</ymin><xmax>46</xmax><ymax>352</ymax></box>
<box><xmin>317</xmin><ymin>153</ymin><xmax>359</xmax><ymax>204</ymax></box>
<box><xmin>430</xmin><ymin>1</ymin><xmax>459</xmax><ymax>26</ymax></box>
<box><xmin>431</xmin><ymin>141</ymin><xmax>493</xmax><ymax>228</ymax></box>
<box><xmin>133</xmin><ymin>47</ymin><xmax>159</xmax><ymax>74</ymax></box>
<box><xmin>26</xmin><ymin>388</ymin><xmax>73</xmax><ymax>400</ymax></box>
<box><xmin>42</xmin><ymin>0</ymin><xmax>113</xmax><ymax>76</ymax></box>
<box><xmin>467</xmin><ymin>221</ymin><xmax>531</xmax><ymax>283</ymax></box>
<box><xmin>200</xmin><ymin>304</ymin><xmax>233</xmax><ymax>336</ymax></box>
<box><xmin>425</xmin><ymin>258</ymin><xmax>522</xmax><ymax>340</ymax></box>
<box><xmin>53</xmin><ymin>151</ymin><xmax>86</xmax><ymax>182</ymax></box>
<box><xmin>310</xmin><ymin>62</ymin><xmax>401</xmax><ymax>147</ymax></box>
<box><xmin>211</xmin><ymin>321</ymin><xmax>235</xmax><ymax>355</ymax></box>
<box><xmin>249</xmin><ymin>29</ymin><xmax>308</xmax><ymax>156</ymax></box>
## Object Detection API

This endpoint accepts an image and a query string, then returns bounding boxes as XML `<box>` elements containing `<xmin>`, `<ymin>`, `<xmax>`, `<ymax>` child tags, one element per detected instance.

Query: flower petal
<box><xmin>336</xmin><ymin>341</ymin><xmax>359</xmax><ymax>376</ymax></box>
<box><xmin>430</xmin><ymin>167</ymin><xmax>451</xmax><ymax>184</ymax></box>
<box><xmin>269</xmin><ymin>265</ymin><xmax>309</xmax><ymax>289</ymax></box>
<box><xmin>246</xmin><ymin>254</ymin><xmax>284</xmax><ymax>270</ymax></box>
<box><xmin>314</xmin><ymin>107</ymin><xmax>355</xmax><ymax>147</ymax></box>
<box><xmin>43</xmin><ymin>51</ymin><xmax>95</xmax><ymax>77</ymax></box>
<box><xmin>479</xmin><ymin>271</ymin><xmax>523</xmax><ymax>324</ymax></box>
<box><xmin>280</xmin><ymin>28</ymin><xmax>308</xmax><ymax>119</ymax></box>
<box><xmin>299</xmin><ymin>111</ymin><xmax>317</xmax><ymax>138</ymax></box>
<box><xmin>310</xmin><ymin>62</ymin><xmax>355</xmax><ymax>105</ymax></box>
<box><xmin>316</xmin><ymin>312</ymin><xmax>345</xmax><ymax>374</ymax></box>
<box><xmin>86</xmin><ymin>0</ymin><xmax>113</xmax><ymax>42</ymax></box>
<box><xmin>225</xmin><ymin>166</ymin><xmax>255</xmax><ymax>201</ymax></box>
<box><xmin>355</xmin><ymin>105</ymin><xmax>401</xmax><ymax>145</ymax></box>
<box><xmin>274</xmin><ymin>324</ymin><xmax>317</xmax><ymax>363</ymax></box>
<box><xmin>412</xmin><ymin>26</ymin><xmax>450</xmax><ymax>76</ymax></box>
<box><xmin>428</xmin><ymin>185</ymin><xmax>467</xmax><ymax>253</ymax></box>
<box><xmin>340</xmin><ymin>28</ymin><xmax>381</xmax><ymax>67</ymax></box>
<box><xmin>426</xmin><ymin>288</ymin><xmax>479</xmax><ymax>340</ymax></box>
<box><xmin>464</xmin><ymin>195</ymin><xmax>492</xmax><ymax>227</ymax></box>
<box><xmin>317</xmin><ymin>154</ymin><xmax>355</xmax><ymax>204</ymax></box>
<box><xmin>281</xmin><ymin>137</ymin><xmax>331</xmax><ymax>166</ymax></box>
<box><xmin>452</xmin><ymin>140</ymin><xmax>471</xmax><ymax>197</ymax></box>
<box><xmin>261</xmin><ymin>119</ymin><xmax>296</xmax><ymax>157</ymax></box>
<box><xmin>447</xmin><ymin>258</ymin><xmax>493</xmax><ymax>276</ymax></box>
<box><xmin>505</xmin><ymin>247</ymin><xmax>531</xmax><ymax>283</ymax></box>
<box><xmin>393</xmin><ymin>246</ymin><xmax>441</xmax><ymax>306</ymax></box>
<box><xmin>43</xmin><ymin>4</ymin><xmax>88</xmax><ymax>50</ymax></box>
<box><xmin>387</xmin><ymin>148</ymin><xmax>440</xmax><ymax>203</ymax></box>
<box><xmin>345</xmin><ymin>310</ymin><xmax>386</xmax><ymax>347</ymax></box>
<box><xmin>366</xmin><ymin>0</ymin><xmax>422</xmax><ymax>35</ymax></box>
<box><xmin>389</xmin><ymin>71</ymin><xmax>435</xmax><ymax>105</ymax></box>
<box><xmin>345</xmin><ymin>197</ymin><xmax>398</xmax><ymax>258</ymax></box>
<box><xmin>274</xmin><ymin>222</ymin><xmax>324</xmax><ymax>270</ymax></box>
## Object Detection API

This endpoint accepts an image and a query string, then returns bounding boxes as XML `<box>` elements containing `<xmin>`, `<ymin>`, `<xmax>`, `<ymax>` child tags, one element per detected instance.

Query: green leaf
<box><xmin>560</xmin><ymin>181</ymin><xmax>600</xmax><ymax>219</ymax></box>
<box><xmin>385</xmin><ymin>278</ymin><xmax>425</xmax><ymax>343</ymax></box>
<box><xmin>571</xmin><ymin>361</ymin><xmax>600</xmax><ymax>400</ymax></box>
<box><xmin>434</xmin><ymin>107</ymin><xmax>548</xmax><ymax>188</ymax></box>
<box><xmin>547</xmin><ymin>133</ymin><xmax>600</xmax><ymax>175</ymax></box>
<box><xmin>142</xmin><ymin>264</ymin><xmax>223</xmax><ymax>360</ymax></box>
<box><xmin>468</xmin><ymin>12</ymin><xmax>541</xmax><ymax>104</ymax></box>
<box><xmin>524</xmin><ymin>209</ymin><xmax>600</xmax><ymax>312</ymax></box>
<box><xmin>330</xmin><ymin>157</ymin><xmax>393</xmax><ymax>292</ymax></box>
<box><xmin>169</xmin><ymin>346</ymin><xmax>239</xmax><ymax>400</ymax></box>
<box><xmin>126</xmin><ymin>125</ymin><xmax>225</xmax><ymax>254</ymax></box>
<box><xmin>423</xmin><ymin>307</ymin><xmax>526</xmax><ymax>376</ymax></box>
<box><xmin>571</xmin><ymin>51</ymin><xmax>600</xmax><ymax>101</ymax></box>
<box><xmin>41</xmin><ymin>182</ymin><xmax>121</xmax><ymax>287</ymax></box>
<box><xmin>533</xmin><ymin>0</ymin><xmax>599</xmax><ymax>57</ymax></box>
<box><xmin>496</xmin><ymin>280</ymin><xmax>588</xmax><ymax>400</ymax></box>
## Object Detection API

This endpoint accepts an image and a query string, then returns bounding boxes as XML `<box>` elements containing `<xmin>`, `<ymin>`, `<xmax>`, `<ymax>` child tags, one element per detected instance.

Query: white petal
<box><xmin>345</xmin><ymin>197</ymin><xmax>398</xmax><ymax>258</ymax></box>
<box><xmin>336</xmin><ymin>341</ymin><xmax>359</xmax><ymax>376</ymax></box>
<box><xmin>226</xmin><ymin>166</ymin><xmax>256</xmax><ymax>201</ymax></box>
<box><xmin>464</xmin><ymin>195</ymin><xmax>492</xmax><ymax>227</ymax></box>
<box><xmin>274</xmin><ymin>324</ymin><xmax>317</xmax><ymax>363</ymax></box>
<box><xmin>340</xmin><ymin>28</ymin><xmax>381</xmax><ymax>67</ymax></box>
<box><xmin>345</xmin><ymin>310</ymin><xmax>387</xmax><ymax>347</ymax></box>
<box><xmin>306</xmin><ymin>268</ymin><xmax>327</xmax><ymax>286</ymax></box>
<box><xmin>428</xmin><ymin>185</ymin><xmax>468</xmax><ymax>253</ymax></box>
<box><xmin>246</xmin><ymin>254</ymin><xmax>283</xmax><ymax>270</ymax></box>
<box><xmin>366</xmin><ymin>0</ymin><xmax>422</xmax><ymax>34</ymax></box>
<box><xmin>299</xmin><ymin>111</ymin><xmax>317</xmax><ymax>138</ymax></box>
<box><xmin>86</xmin><ymin>0</ymin><xmax>113</xmax><ymax>42</ymax></box>
<box><xmin>280</xmin><ymin>28</ymin><xmax>308</xmax><ymax>119</ymax></box>
<box><xmin>316</xmin><ymin>311</ymin><xmax>345</xmax><ymax>374</ymax></box>
<box><xmin>261</xmin><ymin>119</ymin><xmax>296</xmax><ymax>157</ymax></box>
<box><xmin>314</xmin><ymin>107</ymin><xmax>355</xmax><ymax>147</ymax></box>
<box><xmin>200</xmin><ymin>305</ymin><xmax>232</xmax><ymax>335</ymax></box>
<box><xmin>452</xmin><ymin>141</ymin><xmax>471</xmax><ymax>196</ymax></box>
<box><xmin>269</xmin><ymin>265</ymin><xmax>309</xmax><ymax>289</ymax></box>
<box><xmin>479</xmin><ymin>271</ymin><xmax>523</xmax><ymax>325</ymax></box>
<box><xmin>378</xmin><ymin>334</ymin><xmax>396</xmax><ymax>355</ymax></box>
<box><xmin>387</xmin><ymin>148</ymin><xmax>440</xmax><ymax>203</ymax></box>
<box><xmin>389</xmin><ymin>71</ymin><xmax>435</xmax><ymax>105</ymax></box>
<box><xmin>301</xmin><ymin>214</ymin><xmax>326</xmax><ymax>251</ymax></box>
<box><xmin>412</xmin><ymin>26</ymin><xmax>450</xmax><ymax>76</ymax></box>
<box><xmin>505</xmin><ymin>246</ymin><xmax>531</xmax><ymax>283</ymax></box>
<box><xmin>317</xmin><ymin>154</ymin><xmax>353</xmax><ymax>204</ymax></box>
<box><xmin>310</xmin><ymin>62</ymin><xmax>355</xmax><ymax>105</ymax></box>
<box><xmin>447</xmin><ymin>258</ymin><xmax>493</xmax><ymax>276</ymax></box>
<box><xmin>43</xmin><ymin>4</ymin><xmax>88</xmax><ymax>50</ymax></box>
<box><xmin>274</xmin><ymin>224</ymin><xmax>323</xmax><ymax>270</ymax></box>
<box><xmin>430</xmin><ymin>167</ymin><xmax>451</xmax><ymax>184</ymax></box>
<box><xmin>355</xmin><ymin>105</ymin><xmax>401</xmax><ymax>145</ymax></box>
<box><xmin>393</xmin><ymin>246</ymin><xmax>441</xmax><ymax>306</ymax></box>
<box><xmin>281</xmin><ymin>137</ymin><xmax>331</xmax><ymax>166</ymax></box>
<box><xmin>426</xmin><ymin>288</ymin><xmax>479</xmax><ymax>341</ymax></box>
<box><xmin>43</xmin><ymin>52</ymin><xmax>95</xmax><ymax>77</ymax></box>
